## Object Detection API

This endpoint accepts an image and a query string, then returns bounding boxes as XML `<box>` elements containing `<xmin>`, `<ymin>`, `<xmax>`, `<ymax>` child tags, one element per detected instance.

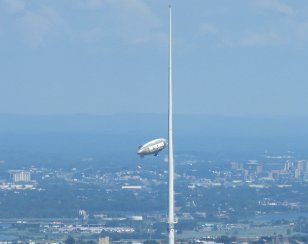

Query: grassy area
<box><xmin>0</xmin><ymin>227</ymin><xmax>98</xmax><ymax>242</ymax></box>
<box><xmin>177</xmin><ymin>225</ymin><xmax>291</xmax><ymax>239</ymax></box>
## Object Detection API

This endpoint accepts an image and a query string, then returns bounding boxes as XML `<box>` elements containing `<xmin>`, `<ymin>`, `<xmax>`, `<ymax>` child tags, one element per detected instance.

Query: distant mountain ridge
<box><xmin>0</xmin><ymin>113</ymin><xmax>307</xmax><ymax>137</ymax></box>
<box><xmin>0</xmin><ymin>113</ymin><xmax>308</xmax><ymax>168</ymax></box>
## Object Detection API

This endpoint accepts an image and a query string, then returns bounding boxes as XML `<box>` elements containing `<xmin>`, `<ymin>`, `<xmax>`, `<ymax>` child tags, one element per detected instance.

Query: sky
<box><xmin>1</xmin><ymin>0</ymin><xmax>308</xmax><ymax>117</ymax></box>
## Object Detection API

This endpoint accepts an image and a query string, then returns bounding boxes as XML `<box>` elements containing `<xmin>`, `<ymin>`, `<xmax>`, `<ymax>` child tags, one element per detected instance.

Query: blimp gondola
<box><xmin>137</xmin><ymin>138</ymin><xmax>168</xmax><ymax>157</ymax></box>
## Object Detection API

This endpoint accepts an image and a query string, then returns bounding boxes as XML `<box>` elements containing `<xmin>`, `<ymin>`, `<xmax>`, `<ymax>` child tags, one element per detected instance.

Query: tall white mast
<box><xmin>168</xmin><ymin>5</ymin><xmax>175</xmax><ymax>244</ymax></box>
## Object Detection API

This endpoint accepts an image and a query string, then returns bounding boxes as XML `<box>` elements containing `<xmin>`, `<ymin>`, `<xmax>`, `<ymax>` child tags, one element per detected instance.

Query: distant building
<box><xmin>230</xmin><ymin>161</ymin><xmax>243</xmax><ymax>171</ymax></box>
<box><xmin>98</xmin><ymin>236</ymin><xmax>110</xmax><ymax>244</ymax></box>
<box><xmin>11</xmin><ymin>171</ymin><xmax>31</xmax><ymax>182</ymax></box>
<box><xmin>256</xmin><ymin>165</ymin><xmax>263</xmax><ymax>174</ymax></box>
<box><xmin>121</xmin><ymin>185</ymin><xmax>142</xmax><ymax>190</ymax></box>
<box><xmin>284</xmin><ymin>161</ymin><xmax>293</xmax><ymax>172</ymax></box>
<box><xmin>294</xmin><ymin>168</ymin><xmax>301</xmax><ymax>179</ymax></box>
<box><xmin>79</xmin><ymin>210</ymin><xmax>89</xmax><ymax>220</ymax></box>
<box><xmin>128</xmin><ymin>216</ymin><xmax>143</xmax><ymax>221</ymax></box>
<box><xmin>297</xmin><ymin>160</ymin><xmax>305</xmax><ymax>172</ymax></box>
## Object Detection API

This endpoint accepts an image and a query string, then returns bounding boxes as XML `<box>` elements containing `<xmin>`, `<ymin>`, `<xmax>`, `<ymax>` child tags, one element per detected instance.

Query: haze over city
<box><xmin>1</xmin><ymin>1</ymin><xmax>308</xmax><ymax>244</ymax></box>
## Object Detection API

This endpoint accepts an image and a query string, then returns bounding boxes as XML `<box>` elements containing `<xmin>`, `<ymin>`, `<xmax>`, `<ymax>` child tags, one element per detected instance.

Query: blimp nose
<box><xmin>137</xmin><ymin>147</ymin><xmax>144</xmax><ymax>155</ymax></box>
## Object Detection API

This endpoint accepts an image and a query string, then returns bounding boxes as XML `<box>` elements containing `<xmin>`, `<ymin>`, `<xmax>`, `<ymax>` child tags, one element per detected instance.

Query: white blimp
<box><xmin>137</xmin><ymin>138</ymin><xmax>168</xmax><ymax>157</ymax></box>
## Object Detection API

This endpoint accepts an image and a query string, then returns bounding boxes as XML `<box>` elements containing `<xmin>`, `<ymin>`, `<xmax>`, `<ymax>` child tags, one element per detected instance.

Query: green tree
<box><xmin>143</xmin><ymin>240</ymin><xmax>159</xmax><ymax>244</ymax></box>
<box><xmin>65</xmin><ymin>236</ymin><xmax>75</xmax><ymax>244</ymax></box>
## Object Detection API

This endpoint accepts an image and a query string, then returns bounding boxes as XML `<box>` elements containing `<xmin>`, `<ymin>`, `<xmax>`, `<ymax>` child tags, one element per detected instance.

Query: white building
<box><xmin>12</xmin><ymin>171</ymin><xmax>31</xmax><ymax>182</ymax></box>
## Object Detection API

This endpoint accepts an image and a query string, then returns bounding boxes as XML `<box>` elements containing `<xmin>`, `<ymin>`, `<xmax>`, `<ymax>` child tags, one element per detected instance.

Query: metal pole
<box><xmin>168</xmin><ymin>5</ymin><xmax>175</xmax><ymax>244</ymax></box>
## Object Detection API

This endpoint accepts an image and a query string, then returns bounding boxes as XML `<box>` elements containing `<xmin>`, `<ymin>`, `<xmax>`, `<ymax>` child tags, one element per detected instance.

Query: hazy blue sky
<box><xmin>1</xmin><ymin>0</ymin><xmax>308</xmax><ymax>116</ymax></box>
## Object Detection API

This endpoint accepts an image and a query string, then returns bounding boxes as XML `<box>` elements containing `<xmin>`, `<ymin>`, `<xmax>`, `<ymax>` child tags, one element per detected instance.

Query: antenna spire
<box><xmin>168</xmin><ymin>5</ymin><xmax>175</xmax><ymax>244</ymax></box>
